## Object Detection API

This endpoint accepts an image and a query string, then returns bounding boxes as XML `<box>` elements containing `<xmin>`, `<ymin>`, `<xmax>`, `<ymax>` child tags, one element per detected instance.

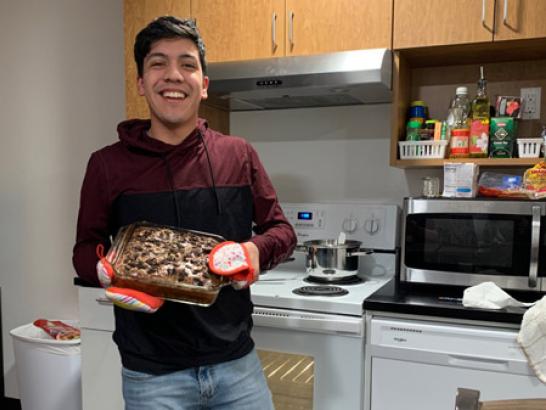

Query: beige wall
<box><xmin>231</xmin><ymin>105</ymin><xmax>441</xmax><ymax>206</ymax></box>
<box><xmin>0</xmin><ymin>0</ymin><xmax>124</xmax><ymax>398</ymax></box>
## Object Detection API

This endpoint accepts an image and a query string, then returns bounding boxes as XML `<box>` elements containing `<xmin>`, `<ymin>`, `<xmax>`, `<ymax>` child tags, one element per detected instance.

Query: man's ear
<box><xmin>137</xmin><ymin>76</ymin><xmax>145</xmax><ymax>96</ymax></box>
<box><xmin>201</xmin><ymin>76</ymin><xmax>209</xmax><ymax>100</ymax></box>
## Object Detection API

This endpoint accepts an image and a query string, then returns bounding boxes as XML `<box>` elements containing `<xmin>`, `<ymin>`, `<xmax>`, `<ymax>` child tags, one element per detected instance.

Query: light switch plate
<box><xmin>521</xmin><ymin>87</ymin><xmax>541</xmax><ymax>120</ymax></box>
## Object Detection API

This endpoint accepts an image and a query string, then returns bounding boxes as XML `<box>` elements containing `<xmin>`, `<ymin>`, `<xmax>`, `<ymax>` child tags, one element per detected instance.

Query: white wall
<box><xmin>231</xmin><ymin>105</ymin><xmax>442</xmax><ymax>206</ymax></box>
<box><xmin>0</xmin><ymin>0</ymin><xmax>124</xmax><ymax>398</ymax></box>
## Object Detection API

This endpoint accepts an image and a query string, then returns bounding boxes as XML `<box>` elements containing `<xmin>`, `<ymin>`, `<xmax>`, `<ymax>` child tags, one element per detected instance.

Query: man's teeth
<box><xmin>162</xmin><ymin>91</ymin><xmax>186</xmax><ymax>99</ymax></box>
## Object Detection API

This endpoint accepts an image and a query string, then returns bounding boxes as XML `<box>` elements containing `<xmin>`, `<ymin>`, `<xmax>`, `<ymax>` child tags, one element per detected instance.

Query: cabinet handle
<box><xmin>96</xmin><ymin>297</ymin><xmax>113</xmax><ymax>306</ymax></box>
<box><xmin>481</xmin><ymin>0</ymin><xmax>493</xmax><ymax>32</ymax></box>
<box><xmin>271</xmin><ymin>12</ymin><xmax>277</xmax><ymax>51</ymax></box>
<box><xmin>288</xmin><ymin>11</ymin><xmax>294</xmax><ymax>49</ymax></box>
<box><xmin>503</xmin><ymin>0</ymin><xmax>508</xmax><ymax>26</ymax></box>
<box><xmin>529</xmin><ymin>205</ymin><xmax>540</xmax><ymax>288</ymax></box>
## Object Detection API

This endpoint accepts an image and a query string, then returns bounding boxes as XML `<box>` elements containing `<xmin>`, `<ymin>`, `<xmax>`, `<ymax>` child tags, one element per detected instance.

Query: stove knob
<box><xmin>342</xmin><ymin>217</ymin><xmax>358</xmax><ymax>233</ymax></box>
<box><xmin>364</xmin><ymin>218</ymin><xmax>380</xmax><ymax>235</ymax></box>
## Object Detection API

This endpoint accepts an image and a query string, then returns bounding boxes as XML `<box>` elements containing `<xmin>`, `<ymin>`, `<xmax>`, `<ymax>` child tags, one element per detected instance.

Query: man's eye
<box><xmin>182</xmin><ymin>62</ymin><xmax>197</xmax><ymax>69</ymax></box>
<box><xmin>149</xmin><ymin>61</ymin><xmax>165</xmax><ymax>68</ymax></box>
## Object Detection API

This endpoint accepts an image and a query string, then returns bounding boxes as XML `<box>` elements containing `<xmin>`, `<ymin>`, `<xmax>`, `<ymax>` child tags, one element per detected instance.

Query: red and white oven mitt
<box><xmin>208</xmin><ymin>242</ymin><xmax>256</xmax><ymax>289</ymax></box>
<box><xmin>96</xmin><ymin>244</ymin><xmax>164</xmax><ymax>314</ymax></box>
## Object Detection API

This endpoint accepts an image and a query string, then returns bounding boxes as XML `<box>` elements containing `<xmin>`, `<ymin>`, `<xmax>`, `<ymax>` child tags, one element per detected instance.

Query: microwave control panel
<box><xmin>281</xmin><ymin>202</ymin><xmax>399</xmax><ymax>250</ymax></box>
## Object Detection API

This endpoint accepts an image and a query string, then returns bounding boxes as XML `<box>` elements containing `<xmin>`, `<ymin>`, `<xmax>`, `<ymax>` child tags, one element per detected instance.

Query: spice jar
<box><xmin>422</xmin><ymin>177</ymin><xmax>440</xmax><ymax>198</ymax></box>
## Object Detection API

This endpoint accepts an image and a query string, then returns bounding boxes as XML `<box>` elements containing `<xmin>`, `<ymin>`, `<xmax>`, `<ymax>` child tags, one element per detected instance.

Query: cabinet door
<box><xmin>393</xmin><ymin>0</ymin><xmax>495</xmax><ymax>49</ymax></box>
<box><xmin>494</xmin><ymin>0</ymin><xmax>546</xmax><ymax>41</ymax></box>
<box><xmin>285</xmin><ymin>0</ymin><xmax>392</xmax><ymax>56</ymax></box>
<box><xmin>191</xmin><ymin>0</ymin><xmax>285</xmax><ymax>62</ymax></box>
<box><xmin>81</xmin><ymin>328</ymin><xmax>123</xmax><ymax>410</ymax></box>
<box><xmin>124</xmin><ymin>0</ymin><xmax>191</xmax><ymax>120</ymax></box>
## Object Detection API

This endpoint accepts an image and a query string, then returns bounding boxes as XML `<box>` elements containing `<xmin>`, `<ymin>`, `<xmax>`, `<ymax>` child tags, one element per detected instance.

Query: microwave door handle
<box><xmin>529</xmin><ymin>205</ymin><xmax>541</xmax><ymax>288</ymax></box>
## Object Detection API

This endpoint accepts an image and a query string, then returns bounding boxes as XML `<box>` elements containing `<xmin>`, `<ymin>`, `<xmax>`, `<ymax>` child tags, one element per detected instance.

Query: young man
<box><xmin>73</xmin><ymin>16</ymin><xmax>296</xmax><ymax>409</ymax></box>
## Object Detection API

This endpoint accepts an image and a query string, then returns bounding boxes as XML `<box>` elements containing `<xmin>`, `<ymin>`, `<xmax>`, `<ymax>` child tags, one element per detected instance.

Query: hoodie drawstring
<box><xmin>198</xmin><ymin>131</ymin><xmax>222</xmax><ymax>215</ymax></box>
<box><xmin>161</xmin><ymin>154</ymin><xmax>182</xmax><ymax>226</ymax></box>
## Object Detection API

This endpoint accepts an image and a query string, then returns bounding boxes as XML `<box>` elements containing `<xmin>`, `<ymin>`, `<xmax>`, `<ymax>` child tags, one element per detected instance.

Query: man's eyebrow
<box><xmin>145</xmin><ymin>52</ymin><xmax>168</xmax><ymax>60</ymax></box>
<box><xmin>145</xmin><ymin>52</ymin><xmax>198</xmax><ymax>61</ymax></box>
<box><xmin>178</xmin><ymin>53</ymin><xmax>198</xmax><ymax>60</ymax></box>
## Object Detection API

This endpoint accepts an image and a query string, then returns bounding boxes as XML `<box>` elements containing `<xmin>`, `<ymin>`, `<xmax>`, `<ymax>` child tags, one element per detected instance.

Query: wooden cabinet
<box><xmin>494</xmin><ymin>0</ymin><xmax>546</xmax><ymax>41</ymax></box>
<box><xmin>284</xmin><ymin>0</ymin><xmax>392</xmax><ymax>56</ymax></box>
<box><xmin>393</xmin><ymin>0</ymin><xmax>495</xmax><ymax>49</ymax></box>
<box><xmin>194</xmin><ymin>0</ymin><xmax>393</xmax><ymax>62</ymax></box>
<box><xmin>192</xmin><ymin>0</ymin><xmax>285</xmax><ymax>62</ymax></box>
<box><xmin>394</xmin><ymin>0</ymin><xmax>546</xmax><ymax>49</ymax></box>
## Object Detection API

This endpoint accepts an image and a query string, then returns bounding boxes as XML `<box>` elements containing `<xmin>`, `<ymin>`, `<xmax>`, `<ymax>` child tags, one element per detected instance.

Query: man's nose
<box><xmin>164</xmin><ymin>63</ymin><xmax>184</xmax><ymax>82</ymax></box>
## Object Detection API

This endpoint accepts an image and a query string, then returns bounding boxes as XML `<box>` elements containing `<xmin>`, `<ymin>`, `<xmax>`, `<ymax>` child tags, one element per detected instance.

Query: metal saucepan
<box><xmin>295</xmin><ymin>239</ymin><xmax>373</xmax><ymax>281</ymax></box>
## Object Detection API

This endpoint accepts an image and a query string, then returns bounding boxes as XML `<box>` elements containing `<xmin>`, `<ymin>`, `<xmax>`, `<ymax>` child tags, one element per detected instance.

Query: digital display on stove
<box><xmin>298</xmin><ymin>212</ymin><xmax>313</xmax><ymax>220</ymax></box>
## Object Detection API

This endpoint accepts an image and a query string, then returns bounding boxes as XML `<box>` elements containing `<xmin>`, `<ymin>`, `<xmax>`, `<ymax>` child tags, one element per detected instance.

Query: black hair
<box><xmin>134</xmin><ymin>16</ymin><xmax>207</xmax><ymax>77</ymax></box>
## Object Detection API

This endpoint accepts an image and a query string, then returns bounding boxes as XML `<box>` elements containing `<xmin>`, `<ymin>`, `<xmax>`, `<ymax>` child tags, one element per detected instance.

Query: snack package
<box><xmin>478</xmin><ymin>172</ymin><xmax>525</xmax><ymax>198</ymax></box>
<box><xmin>495</xmin><ymin>96</ymin><xmax>522</xmax><ymax>118</ymax></box>
<box><xmin>524</xmin><ymin>162</ymin><xmax>546</xmax><ymax>199</ymax></box>
<box><xmin>33</xmin><ymin>319</ymin><xmax>80</xmax><ymax>340</ymax></box>
<box><xmin>104</xmin><ymin>222</ymin><xmax>230</xmax><ymax>306</ymax></box>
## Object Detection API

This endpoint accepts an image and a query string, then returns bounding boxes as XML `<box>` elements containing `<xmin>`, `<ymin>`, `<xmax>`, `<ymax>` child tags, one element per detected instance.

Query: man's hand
<box><xmin>241</xmin><ymin>241</ymin><xmax>260</xmax><ymax>282</ymax></box>
<box><xmin>208</xmin><ymin>241</ymin><xmax>260</xmax><ymax>289</ymax></box>
<box><xmin>96</xmin><ymin>244</ymin><xmax>164</xmax><ymax>313</ymax></box>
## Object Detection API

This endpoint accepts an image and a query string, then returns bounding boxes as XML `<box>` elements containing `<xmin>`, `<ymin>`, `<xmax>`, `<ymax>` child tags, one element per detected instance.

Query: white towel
<box><xmin>462</xmin><ymin>282</ymin><xmax>535</xmax><ymax>309</ymax></box>
<box><xmin>462</xmin><ymin>282</ymin><xmax>546</xmax><ymax>383</ymax></box>
<box><xmin>517</xmin><ymin>295</ymin><xmax>546</xmax><ymax>384</ymax></box>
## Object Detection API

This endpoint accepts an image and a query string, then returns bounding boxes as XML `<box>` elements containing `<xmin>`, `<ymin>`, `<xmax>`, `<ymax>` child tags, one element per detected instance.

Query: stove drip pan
<box><xmin>292</xmin><ymin>285</ymin><xmax>349</xmax><ymax>297</ymax></box>
<box><xmin>304</xmin><ymin>276</ymin><xmax>364</xmax><ymax>285</ymax></box>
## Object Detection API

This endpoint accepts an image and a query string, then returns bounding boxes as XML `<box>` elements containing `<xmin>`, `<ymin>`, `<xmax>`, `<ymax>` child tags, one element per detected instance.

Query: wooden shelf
<box><xmin>390</xmin><ymin>41</ymin><xmax>546</xmax><ymax>169</ymax></box>
<box><xmin>393</xmin><ymin>157</ymin><xmax>544</xmax><ymax>169</ymax></box>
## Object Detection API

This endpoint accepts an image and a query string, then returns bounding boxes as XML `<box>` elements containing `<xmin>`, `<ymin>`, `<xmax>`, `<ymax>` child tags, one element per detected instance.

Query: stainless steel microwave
<box><xmin>401</xmin><ymin>197</ymin><xmax>546</xmax><ymax>291</ymax></box>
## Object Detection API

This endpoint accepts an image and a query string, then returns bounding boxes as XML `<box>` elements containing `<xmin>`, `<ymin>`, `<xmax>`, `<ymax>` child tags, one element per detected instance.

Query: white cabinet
<box><xmin>364</xmin><ymin>314</ymin><xmax>546</xmax><ymax>410</ymax></box>
<box><xmin>78</xmin><ymin>287</ymin><xmax>123</xmax><ymax>410</ymax></box>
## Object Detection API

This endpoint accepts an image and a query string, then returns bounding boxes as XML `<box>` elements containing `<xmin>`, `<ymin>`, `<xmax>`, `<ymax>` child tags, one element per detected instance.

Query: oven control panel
<box><xmin>281</xmin><ymin>201</ymin><xmax>399</xmax><ymax>250</ymax></box>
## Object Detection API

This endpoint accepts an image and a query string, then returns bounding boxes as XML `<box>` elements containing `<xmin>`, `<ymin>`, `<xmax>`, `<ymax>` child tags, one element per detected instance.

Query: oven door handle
<box><xmin>252</xmin><ymin>307</ymin><xmax>363</xmax><ymax>336</ymax></box>
<box><xmin>529</xmin><ymin>205</ymin><xmax>541</xmax><ymax>288</ymax></box>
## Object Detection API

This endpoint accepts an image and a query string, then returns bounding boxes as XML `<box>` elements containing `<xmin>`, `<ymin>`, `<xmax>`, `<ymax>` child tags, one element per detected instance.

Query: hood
<box><xmin>205</xmin><ymin>48</ymin><xmax>392</xmax><ymax>111</ymax></box>
<box><xmin>117</xmin><ymin>119</ymin><xmax>207</xmax><ymax>154</ymax></box>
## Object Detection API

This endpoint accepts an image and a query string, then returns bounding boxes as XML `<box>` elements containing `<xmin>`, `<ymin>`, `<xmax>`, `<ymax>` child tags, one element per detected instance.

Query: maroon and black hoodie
<box><xmin>73</xmin><ymin>118</ymin><xmax>296</xmax><ymax>374</ymax></box>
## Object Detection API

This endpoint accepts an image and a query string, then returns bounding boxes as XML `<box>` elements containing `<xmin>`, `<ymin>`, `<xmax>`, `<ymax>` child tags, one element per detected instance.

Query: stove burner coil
<box><xmin>292</xmin><ymin>285</ymin><xmax>349</xmax><ymax>297</ymax></box>
<box><xmin>304</xmin><ymin>276</ymin><xmax>364</xmax><ymax>285</ymax></box>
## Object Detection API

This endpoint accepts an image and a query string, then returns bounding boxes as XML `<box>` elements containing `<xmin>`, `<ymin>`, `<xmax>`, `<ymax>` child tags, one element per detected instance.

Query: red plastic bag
<box><xmin>33</xmin><ymin>319</ymin><xmax>80</xmax><ymax>341</ymax></box>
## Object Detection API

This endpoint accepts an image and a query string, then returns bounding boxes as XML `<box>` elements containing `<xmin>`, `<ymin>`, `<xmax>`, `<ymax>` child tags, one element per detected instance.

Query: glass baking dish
<box><xmin>106</xmin><ymin>222</ymin><xmax>229</xmax><ymax>306</ymax></box>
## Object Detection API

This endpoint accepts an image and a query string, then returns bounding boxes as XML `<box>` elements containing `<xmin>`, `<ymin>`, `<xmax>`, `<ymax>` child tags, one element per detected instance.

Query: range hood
<box><xmin>205</xmin><ymin>48</ymin><xmax>392</xmax><ymax>111</ymax></box>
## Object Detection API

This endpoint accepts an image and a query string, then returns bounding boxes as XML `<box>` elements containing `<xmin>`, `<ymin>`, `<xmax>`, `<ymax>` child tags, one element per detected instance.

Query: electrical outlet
<box><xmin>521</xmin><ymin>87</ymin><xmax>542</xmax><ymax>120</ymax></box>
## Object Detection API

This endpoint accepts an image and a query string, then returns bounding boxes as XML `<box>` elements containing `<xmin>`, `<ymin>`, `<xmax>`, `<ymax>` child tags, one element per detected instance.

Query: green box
<box><xmin>489</xmin><ymin>117</ymin><xmax>517</xmax><ymax>158</ymax></box>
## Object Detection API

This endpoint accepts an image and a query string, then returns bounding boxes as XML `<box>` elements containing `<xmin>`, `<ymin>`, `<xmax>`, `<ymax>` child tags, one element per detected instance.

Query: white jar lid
<box><xmin>456</xmin><ymin>86</ymin><xmax>468</xmax><ymax>95</ymax></box>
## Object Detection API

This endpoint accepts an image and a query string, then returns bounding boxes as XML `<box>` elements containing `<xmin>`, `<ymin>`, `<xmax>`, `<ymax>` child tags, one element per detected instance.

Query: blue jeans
<box><xmin>121</xmin><ymin>349</ymin><xmax>274</xmax><ymax>410</ymax></box>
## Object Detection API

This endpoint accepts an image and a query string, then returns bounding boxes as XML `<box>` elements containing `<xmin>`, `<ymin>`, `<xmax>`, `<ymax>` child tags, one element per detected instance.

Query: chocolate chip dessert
<box><xmin>108</xmin><ymin>223</ymin><xmax>228</xmax><ymax>306</ymax></box>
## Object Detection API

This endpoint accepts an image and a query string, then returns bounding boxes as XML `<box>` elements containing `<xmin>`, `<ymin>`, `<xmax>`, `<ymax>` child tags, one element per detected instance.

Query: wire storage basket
<box><xmin>399</xmin><ymin>140</ymin><xmax>448</xmax><ymax>159</ymax></box>
<box><xmin>517</xmin><ymin>138</ymin><xmax>543</xmax><ymax>158</ymax></box>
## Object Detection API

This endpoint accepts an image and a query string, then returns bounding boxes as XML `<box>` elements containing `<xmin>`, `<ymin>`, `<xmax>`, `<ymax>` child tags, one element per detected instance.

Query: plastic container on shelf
<box><xmin>446</xmin><ymin>86</ymin><xmax>471</xmax><ymax>130</ymax></box>
<box><xmin>399</xmin><ymin>140</ymin><xmax>448</xmax><ymax>159</ymax></box>
<box><xmin>10</xmin><ymin>321</ymin><xmax>82</xmax><ymax>410</ymax></box>
<box><xmin>517</xmin><ymin>138</ymin><xmax>543</xmax><ymax>158</ymax></box>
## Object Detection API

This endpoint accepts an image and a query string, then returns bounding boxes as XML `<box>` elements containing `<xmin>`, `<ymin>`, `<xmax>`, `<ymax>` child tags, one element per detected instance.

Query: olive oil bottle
<box><xmin>469</xmin><ymin>66</ymin><xmax>490</xmax><ymax>157</ymax></box>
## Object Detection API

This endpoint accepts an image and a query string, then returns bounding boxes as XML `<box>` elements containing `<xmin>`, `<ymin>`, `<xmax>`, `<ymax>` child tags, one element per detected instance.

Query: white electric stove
<box><xmin>249</xmin><ymin>201</ymin><xmax>399</xmax><ymax>410</ymax></box>
<box><xmin>252</xmin><ymin>201</ymin><xmax>399</xmax><ymax>316</ymax></box>
<box><xmin>252</xmin><ymin>253</ymin><xmax>396</xmax><ymax>316</ymax></box>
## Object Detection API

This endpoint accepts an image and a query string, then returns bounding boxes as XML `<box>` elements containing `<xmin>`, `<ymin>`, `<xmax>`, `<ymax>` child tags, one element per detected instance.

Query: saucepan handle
<box><xmin>348</xmin><ymin>249</ymin><xmax>374</xmax><ymax>257</ymax></box>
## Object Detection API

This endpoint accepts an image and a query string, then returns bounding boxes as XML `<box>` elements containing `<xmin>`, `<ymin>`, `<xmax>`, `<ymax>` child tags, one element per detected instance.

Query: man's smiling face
<box><xmin>137</xmin><ymin>37</ymin><xmax>209</xmax><ymax>132</ymax></box>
